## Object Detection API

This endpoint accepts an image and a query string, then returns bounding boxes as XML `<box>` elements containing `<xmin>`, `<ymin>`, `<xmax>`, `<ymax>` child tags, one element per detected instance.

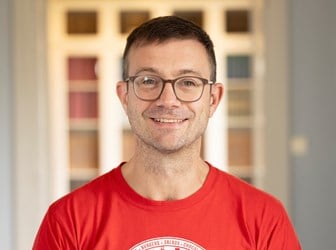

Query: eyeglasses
<box><xmin>125</xmin><ymin>75</ymin><xmax>213</xmax><ymax>102</ymax></box>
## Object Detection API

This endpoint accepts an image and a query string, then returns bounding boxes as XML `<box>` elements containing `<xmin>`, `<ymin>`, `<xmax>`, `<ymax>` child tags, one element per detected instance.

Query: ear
<box><xmin>116</xmin><ymin>81</ymin><xmax>128</xmax><ymax>112</ymax></box>
<box><xmin>209</xmin><ymin>83</ymin><xmax>224</xmax><ymax>117</ymax></box>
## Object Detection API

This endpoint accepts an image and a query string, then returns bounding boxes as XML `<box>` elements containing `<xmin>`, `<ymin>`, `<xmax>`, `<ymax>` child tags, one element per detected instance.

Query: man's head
<box><xmin>117</xmin><ymin>16</ymin><xmax>223</xmax><ymax>154</ymax></box>
<box><xmin>122</xmin><ymin>16</ymin><xmax>217</xmax><ymax>82</ymax></box>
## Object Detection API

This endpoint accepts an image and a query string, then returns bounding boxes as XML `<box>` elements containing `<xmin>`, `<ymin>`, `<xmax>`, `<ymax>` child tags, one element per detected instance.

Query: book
<box><xmin>228</xmin><ymin>128</ymin><xmax>252</xmax><ymax>166</ymax></box>
<box><xmin>69</xmin><ymin>92</ymin><xmax>98</xmax><ymax>119</ymax></box>
<box><xmin>68</xmin><ymin>57</ymin><xmax>98</xmax><ymax>81</ymax></box>
<box><xmin>69</xmin><ymin>131</ymin><xmax>99</xmax><ymax>169</ymax></box>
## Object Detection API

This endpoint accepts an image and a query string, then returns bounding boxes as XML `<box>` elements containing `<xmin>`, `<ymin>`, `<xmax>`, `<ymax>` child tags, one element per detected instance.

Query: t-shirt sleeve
<box><xmin>257</xmin><ymin>203</ymin><xmax>302</xmax><ymax>249</ymax></box>
<box><xmin>269</xmin><ymin>208</ymin><xmax>301</xmax><ymax>249</ymax></box>
<box><xmin>32</xmin><ymin>208</ymin><xmax>76</xmax><ymax>250</ymax></box>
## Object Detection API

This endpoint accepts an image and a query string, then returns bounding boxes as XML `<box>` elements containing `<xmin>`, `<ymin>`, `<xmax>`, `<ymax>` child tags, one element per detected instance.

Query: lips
<box><xmin>145</xmin><ymin>108</ymin><xmax>191</xmax><ymax>124</ymax></box>
<box><xmin>153</xmin><ymin>118</ymin><xmax>185</xmax><ymax>123</ymax></box>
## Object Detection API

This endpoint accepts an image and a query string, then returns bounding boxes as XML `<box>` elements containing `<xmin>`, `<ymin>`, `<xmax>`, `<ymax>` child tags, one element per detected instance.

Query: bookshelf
<box><xmin>67</xmin><ymin>56</ymin><xmax>100</xmax><ymax>189</ymax></box>
<box><xmin>48</xmin><ymin>0</ymin><xmax>265</xmax><ymax>198</ymax></box>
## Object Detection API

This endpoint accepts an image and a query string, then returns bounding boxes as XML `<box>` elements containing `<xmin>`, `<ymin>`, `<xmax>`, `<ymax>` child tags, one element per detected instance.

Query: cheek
<box><xmin>196</xmin><ymin>99</ymin><xmax>211</xmax><ymax>118</ymax></box>
<box><xmin>189</xmin><ymin>105</ymin><xmax>211</xmax><ymax>131</ymax></box>
<box><xmin>126</xmin><ymin>99</ymin><xmax>147</xmax><ymax>123</ymax></box>
<box><xmin>127</xmin><ymin>101</ymin><xmax>139</xmax><ymax>120</ymax></box>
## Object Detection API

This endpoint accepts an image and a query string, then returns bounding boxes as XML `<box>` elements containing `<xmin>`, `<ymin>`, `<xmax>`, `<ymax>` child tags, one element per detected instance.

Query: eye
<box><xmin>178</xmin><ymin>78</ymin><xmax>200</xmax><ymax>88</ymax></box>
<box><xmin>141</xmin><ymin>76</ymin><xmax>157</xmax><ymax>85</ymax></box>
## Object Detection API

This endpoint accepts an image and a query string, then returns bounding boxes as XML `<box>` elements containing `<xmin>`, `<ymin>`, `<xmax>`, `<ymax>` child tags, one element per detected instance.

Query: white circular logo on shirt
<box><xmin>130</xmin><ymin>236</ymin><xmax>205</xmax><ymax>250</ymax></box>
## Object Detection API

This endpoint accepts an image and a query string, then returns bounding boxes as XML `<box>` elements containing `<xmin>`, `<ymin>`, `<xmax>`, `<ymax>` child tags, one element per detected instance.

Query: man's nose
<box><xmin>156</xmin><ymin>82</ymin><xmax>181</xmax><ymax>106</ymax></box>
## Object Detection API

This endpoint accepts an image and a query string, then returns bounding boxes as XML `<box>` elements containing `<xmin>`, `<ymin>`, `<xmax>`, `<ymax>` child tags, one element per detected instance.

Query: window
<box><xmin>67</xmin><ymin>11</ymin><xmax>98</xmax><ymax>34</ymax></box>
<box><xmin>226</xmin><ymin>10</ymin><xmax>250</xmax><ymax>33</ymax></box>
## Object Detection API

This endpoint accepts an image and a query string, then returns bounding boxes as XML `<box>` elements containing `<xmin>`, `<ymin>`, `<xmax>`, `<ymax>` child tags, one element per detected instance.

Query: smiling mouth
<box><xmin>152</xmin><ymin>118</ymin><xmax>185</xmax><ymax>123</ymax></box>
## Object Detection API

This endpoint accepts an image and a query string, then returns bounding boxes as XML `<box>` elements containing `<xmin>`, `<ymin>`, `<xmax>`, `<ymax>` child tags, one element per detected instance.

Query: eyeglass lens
<box><xmin>131</xmin><ymin>75</ymin><xmax>208</xmax><ymax>102</ymax></box>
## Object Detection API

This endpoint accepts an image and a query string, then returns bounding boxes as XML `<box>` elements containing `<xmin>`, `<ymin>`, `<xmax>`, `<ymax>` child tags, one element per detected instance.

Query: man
<box><xmin>33</xmin><ymin>16</ymin><xmax>301</xmax><ymax>249</ymax></box>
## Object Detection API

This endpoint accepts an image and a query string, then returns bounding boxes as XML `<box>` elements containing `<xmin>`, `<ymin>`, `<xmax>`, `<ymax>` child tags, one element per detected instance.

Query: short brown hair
<box><xmin>122</xmin><ymin>16</ymin><xmax>217</xmax><ymax>82</ymax></box>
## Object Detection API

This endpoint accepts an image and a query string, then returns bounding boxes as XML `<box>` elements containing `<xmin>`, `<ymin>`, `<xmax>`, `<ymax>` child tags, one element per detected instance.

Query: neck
<box><xmin>121</xmin><ymin>139</ymin><xmax>209</xmax><ymax>201</ymax></box>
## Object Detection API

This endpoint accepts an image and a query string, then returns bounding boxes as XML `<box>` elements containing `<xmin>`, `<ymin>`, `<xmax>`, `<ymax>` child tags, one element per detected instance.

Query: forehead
<box><xmin>127</xmin><ymin>39</ymin><xmax>211</xmax><ymax>77</ymax></box>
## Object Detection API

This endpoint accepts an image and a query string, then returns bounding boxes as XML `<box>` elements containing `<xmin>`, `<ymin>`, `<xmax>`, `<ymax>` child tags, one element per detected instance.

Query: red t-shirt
<box><xmin>33</xmin><ymin>163</ymin><xmax>301</xmax><ymax>249</ymax></box>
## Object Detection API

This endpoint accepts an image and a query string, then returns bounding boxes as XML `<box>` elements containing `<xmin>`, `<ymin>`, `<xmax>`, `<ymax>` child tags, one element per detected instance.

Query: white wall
<box><xmin>0</xmin><ymin>0</ymin><xmax>14</xmax><ymax>248</ymax></box>
<box><xmin>1</xmin><ymin>0</ymin><xmax>51</xmax><ymax>249</ymax></box>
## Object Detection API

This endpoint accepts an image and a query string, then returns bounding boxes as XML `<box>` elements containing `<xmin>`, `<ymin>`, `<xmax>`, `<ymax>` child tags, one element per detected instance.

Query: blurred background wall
<box><xmin>289</xmin><ymin>0</ymin><xmax>336</xmax><ymax>248</ymax></box>
<box><xmin>0</xmin><ymin>0</ymin><xmax>14</xmax><ymax>249</ymax></box>
<box><xmin>0</xmin><ymin>0</ymin><xmax>335</xmax><ymax>249</ymax></box>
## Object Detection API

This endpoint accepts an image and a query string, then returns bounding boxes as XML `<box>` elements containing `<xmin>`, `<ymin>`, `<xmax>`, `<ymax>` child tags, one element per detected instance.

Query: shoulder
<box><xmin>210</xmin><ymin>165</ymin><xmax>301</xmax><ymax>248</ymax></box>
<box><xmin>49</xmin><ymin>166</ymin><xmax>121</xmax><ymax>216</ymax></box>
<box><xmin>210</xmin><ymin>165</ymin><xmax>286</xmax><ymax>213</ymax></box>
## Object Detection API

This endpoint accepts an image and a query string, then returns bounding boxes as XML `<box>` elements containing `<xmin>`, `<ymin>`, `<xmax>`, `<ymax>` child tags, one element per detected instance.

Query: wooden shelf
<box><xmin>69</xmin><ymin>118</ymin><xmax>98</xmax><ymax>131</ymax></box>
<box><xmin>69</xmin><ymin>80</ymin><xmax>98</xmax><ymax>92</ymax></box>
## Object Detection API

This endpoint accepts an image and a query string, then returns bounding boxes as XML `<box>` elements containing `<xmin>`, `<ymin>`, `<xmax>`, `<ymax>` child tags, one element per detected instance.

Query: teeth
<box><xmin>154</xmin><ymin>118</ymin><xmax>183</xmax><ymax>123</ymax></box>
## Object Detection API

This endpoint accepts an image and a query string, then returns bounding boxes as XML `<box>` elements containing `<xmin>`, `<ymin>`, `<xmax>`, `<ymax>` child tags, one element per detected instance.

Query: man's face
<box><xmin>117</xmin><ymin>39</ymin><xmax>222</xmax><ymax>154</ymax></box>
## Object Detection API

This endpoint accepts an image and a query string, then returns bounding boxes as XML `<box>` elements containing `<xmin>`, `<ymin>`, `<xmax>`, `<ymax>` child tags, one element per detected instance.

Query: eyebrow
<box><xmin>177</xmin><ymin>69</ymin><xmax>202</xmax><ymax>77</ymax></box>
<box><xmin>134</xmin><ymin>67</ymin><xmax>203</xmax><ymax>77</ymax></box>
<box><xmin>134</xmin><ymin>67</ymin><xmax>160</xmax><ymax>76</ymax></box>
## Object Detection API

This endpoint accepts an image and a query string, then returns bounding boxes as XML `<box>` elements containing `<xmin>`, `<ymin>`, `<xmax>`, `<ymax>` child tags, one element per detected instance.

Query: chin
<box><xmin>152</xmin><ymin>144</ymin><xmax>184</xmax><ymax>154</ymax></box>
